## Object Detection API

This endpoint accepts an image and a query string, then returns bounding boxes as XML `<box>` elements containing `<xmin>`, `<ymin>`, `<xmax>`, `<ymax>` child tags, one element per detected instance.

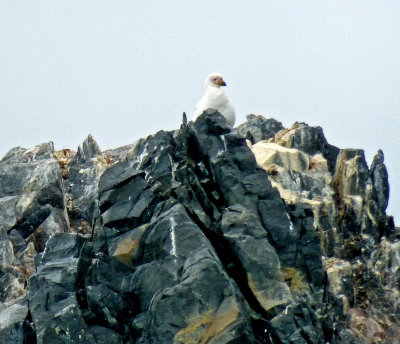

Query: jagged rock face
<box><xmin>65</xmin><ymin>134</ymin><xmax>109</xmax><ymax>234</ymax></box>
<box><xmin>248</xmin><ymin>116</ymin><xmax>397</xmax><ymax>342</ymax></box>
<box><xmin>235</xmin><ymin>114</ymin><xmax>284</xmax><ymax>144</ymax></box>
<box><xmin>0</xmin><ymin>142</ymin><xmax>69</xmax><ymax>308</ymax></box>
<box><xmin>273</xmin><ymin>122</ymin><xmax>339</xmax><ymax>173</ymax></box>
<box><xmin>0</xmin><ymin>112</ymin><xmax>397</xmax><ymax>343</ymax></box>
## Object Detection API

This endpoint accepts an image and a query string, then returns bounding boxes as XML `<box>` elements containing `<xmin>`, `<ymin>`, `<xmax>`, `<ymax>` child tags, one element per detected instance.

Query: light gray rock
<box><xmin>65</xmin><ymin>135</ymin><xmax>107</xmax><ymax>232</ymax></box>
<box><xmin>0</xmin><ymin>303</ymin><xmax>29</xmax><ymax>344</ymax></box>
<box><xmin>251</xmin><ymin>141</ymin><xmax>310</xmax><ymax>172</ymax></box>
<box><xmin>235</xmin><ymin>114</ymin><xmax>284</xmax><ymax>143</ymax></box>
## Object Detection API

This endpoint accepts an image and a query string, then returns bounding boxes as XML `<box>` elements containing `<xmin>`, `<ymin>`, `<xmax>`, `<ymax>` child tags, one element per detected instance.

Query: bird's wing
<box><xmin>194</xmin><ymin>88</ymin><xmax>227</xmax><ymax>117</ymax></box>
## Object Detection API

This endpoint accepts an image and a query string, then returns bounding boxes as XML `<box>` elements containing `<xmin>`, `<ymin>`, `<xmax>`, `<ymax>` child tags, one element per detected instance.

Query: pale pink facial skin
<box><xmin>207</xmin><ymin>74</ymin><xmax>226</xmax><ymax>87</ymax></box>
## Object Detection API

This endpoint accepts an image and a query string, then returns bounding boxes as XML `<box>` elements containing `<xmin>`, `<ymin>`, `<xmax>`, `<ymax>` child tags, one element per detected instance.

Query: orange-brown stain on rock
<box><xmin>173</xmin><ymin>297</ymin><xmax>239</xmax><ymax>344</ymax></box>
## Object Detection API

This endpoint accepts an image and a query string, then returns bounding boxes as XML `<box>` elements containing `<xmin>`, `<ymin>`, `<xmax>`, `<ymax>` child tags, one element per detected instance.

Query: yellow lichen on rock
<box><xmin>174</xmin><ymin>310</ymin><xmax>214</xmax><ymax>344</ymax></box>
<box><xmin>247</xmin><ymin>274</ymin><xmax>292</xmax><ymax>312</ymax></box>
<box><xmin>112</xmin><ymin>238</ymin><xmax>140</xmax><ymax>266</ymax></box>
<box><xmin>281</xmin><ymin>267</ymin><xmax>309</xmax><ymax>294</ymax></box>
<box><xmin>173</xmin><ymin>297</ymin><xmax>239</xmax><ymax>344</ymax></box>
<box><xmin>108</xmin><ymin>225</ymin><xmax>148</xmax><ymax>266</ymax></box>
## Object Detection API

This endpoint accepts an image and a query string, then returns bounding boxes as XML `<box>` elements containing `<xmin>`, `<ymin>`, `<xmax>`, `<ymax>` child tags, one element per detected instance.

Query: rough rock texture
<box><xmin>0</xmin><ymin>112</ymin><xmax>397</xmax><ymax>343</ymax></box>
<box><xmin>65</xmin><ymin>134</ymin><xmax>110</xmax><ymax>234</ymax></box>
<box><xmin>236</xmin><ymin>114</ymin><xmax>284</xmax><ymax>144</ymax></box>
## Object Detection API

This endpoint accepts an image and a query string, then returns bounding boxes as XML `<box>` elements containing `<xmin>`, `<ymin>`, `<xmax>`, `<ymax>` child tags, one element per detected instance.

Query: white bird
<box><xmin>194</xmin><ymin>73</ymin><xmax>236</xmax><ymax>127</ymax></box>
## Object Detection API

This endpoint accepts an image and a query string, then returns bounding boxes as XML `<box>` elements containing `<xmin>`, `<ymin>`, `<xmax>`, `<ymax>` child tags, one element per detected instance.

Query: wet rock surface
<box><xmin>0</xmin><ymin>112</ymin><xmax>397</xmax><ymax>343</ymax></box>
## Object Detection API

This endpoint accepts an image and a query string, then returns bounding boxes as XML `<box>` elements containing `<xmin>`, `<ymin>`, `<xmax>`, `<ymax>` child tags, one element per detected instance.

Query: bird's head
<box><xmin>205</xmin><ymin>73</ymin><xmax>226</xmax><ymax>88</ymax></box>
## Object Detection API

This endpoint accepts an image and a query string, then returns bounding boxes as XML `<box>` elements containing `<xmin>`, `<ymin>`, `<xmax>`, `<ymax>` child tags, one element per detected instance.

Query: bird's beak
<box><xmin>219</xmin><ymin>79</ymin><xmax>226</xmax><ymax>86</ymax></box>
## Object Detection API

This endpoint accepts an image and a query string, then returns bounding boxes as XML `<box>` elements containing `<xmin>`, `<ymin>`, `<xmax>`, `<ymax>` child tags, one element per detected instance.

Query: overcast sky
<box><xmin>1</xmin><ymin>1</ymin><xmax>399</xmax><ymax>220</ymax></box>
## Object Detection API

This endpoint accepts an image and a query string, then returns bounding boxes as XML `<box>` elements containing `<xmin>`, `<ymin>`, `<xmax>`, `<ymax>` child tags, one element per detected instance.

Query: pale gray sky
<box><xmin>1</xmin><ymin>1</ymin><xmax>399</xmax><ymax>220</ymax></box>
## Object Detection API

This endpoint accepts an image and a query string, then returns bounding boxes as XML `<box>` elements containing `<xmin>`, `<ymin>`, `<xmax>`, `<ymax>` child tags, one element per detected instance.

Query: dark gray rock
<box><xmin>0</xmin><ymin>303</ymin><xmax>30</xmax><ymax>344</ymax></box>
<box><xmin>0</xmin><ymin>141</ymin><xmax>54</xmax><ymax>164</ymax></box>
<box><xmin>370</xmin><ymin>150</ymin><xmax>389</xmax><ymax>213</ymax></box>
<box><xmin>138</xmin><ymin>204</ymin><xmax>254</xmax><ymax>343</ymax></box>
<box><xmin>98</xmin><ymin>163</ymin><xmax>155</xmax><ymax>232</ymax></box>
<box><xmin>28</xmin><ymin>233</ymin><xmax>95</xmax><ymax>344</ymax></box>
<box><xmin>0</xmin><ymin>147</ymin><xmax>28</xmax><ymax>163</ymax></box>
<box><xmin>89</xmin><ymin>325</ymin><xmax>125</xmax><ymax>344</ymax></box>
<box><xmin>103</xmin><ymin>143</ymin><xmax>136</xmax><ymax>163</ymax></box>
<box><xmin>0</xmin><ymin>109</ymin><xmax>397</xmax><ymax>343</ymax></box>
<box><xmin>235</xmin><ymin>114</ymin><xmax>284</xmax><ymax>143</ymax></box>
<box><xmin>270</xmin><ymin>302</ymin><xmax>326</xmax><ymax>344</ymax></box>
<box><xmin>98</xmin><ymin>161</ymin><xmax>145</xmax><ymax>195</ymax></box>
<box><xmin>220</xmin><ymin>205</ymin><xmax>292</xmax><ymax>312</ymax></box>
<box><xmin>65</xmin><ymin>135</ymin><xmax>107</xmax><ymax>232</ymax></box>
<box><xmin>72</xmin><ymin>134</ymin><xmax>102</xmax><ymax>164</ymax></box>
<box><xmin>0</xmin><ymin>142</ymin><xmax>69</xmax><ymax>311</ymax></box>
<box><xmin>285</xmin><ymin>203</ymin><xmax>323</xmax><ymax>286</ymax></box>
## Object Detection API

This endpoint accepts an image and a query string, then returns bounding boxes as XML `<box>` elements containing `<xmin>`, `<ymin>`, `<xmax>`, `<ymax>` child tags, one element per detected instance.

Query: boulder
<box><xmin>0</xmin><ymin>303</ymin><xmax>30</xmax><ymax>344</ymax></box>
<box><xmin>273</xmin><ymin>122</ymin><xmax>339</xmax><ymax>173</ymax></box>
<box><xmin>235</xmin><ymin>114</ymin><xmax>284</xmax><ymax>143</ymax></box>
<box><xmin>251</xmin><ymin>141</ymin><xmax>309</xmax><ymax>172</ymax></box>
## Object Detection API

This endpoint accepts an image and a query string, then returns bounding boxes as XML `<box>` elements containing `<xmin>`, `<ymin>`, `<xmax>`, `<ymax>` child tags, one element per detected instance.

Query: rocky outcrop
<box><xmin>236</xmin><ymin>114</ymin><xmax>284</xmax><ymax>144</ymax></box>
<box><xmin>65</xmin><ymin>134</ymin><xmax>109</xmax><ymax>234</ymax></box>
<box><xmin>247</xmin><ymin>117</ymin><xmax>396</xmax><ymax>342</ymax></box>
<box><xmin>0</xmin><ymin>142</ymin><xmax>69</xmax><ymax>305</ymax></box>
<box><xmin>0</xmin><ymin>111</ymin><xmax>397</xmax><ymax>343</ymax></box>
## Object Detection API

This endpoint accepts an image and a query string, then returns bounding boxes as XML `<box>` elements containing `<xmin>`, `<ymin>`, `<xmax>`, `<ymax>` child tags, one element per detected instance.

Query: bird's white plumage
<box><xmin>194</xmin><ymin>73</ymin><xmax>236</xmax><ymax>127</ymax></box>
